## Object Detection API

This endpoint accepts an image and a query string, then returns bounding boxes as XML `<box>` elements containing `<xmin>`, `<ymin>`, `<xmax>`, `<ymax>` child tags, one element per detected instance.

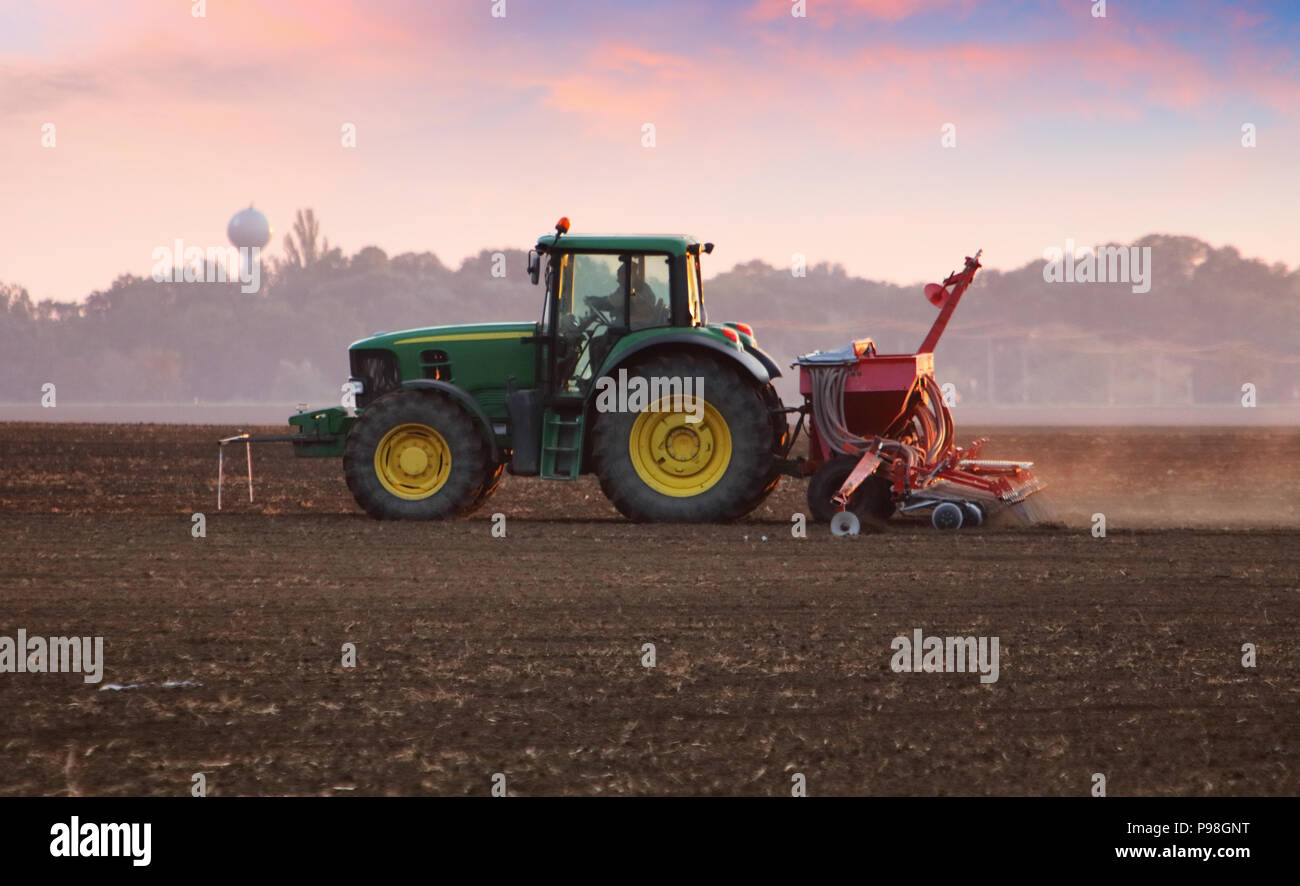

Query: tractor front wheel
<box><xmin>592</xmin><ymin>354</ymin><xmax>778</xmax><ymax>522</ymax></box>
<box><xmin>464</xmin><ymin>462</ymin><xmax>506</xmax><ymax>515</ymax></box>
<box><xmin>344</xmin><ymin>390</ymin><xmax>491</xmax><ymax>520</ymax></box>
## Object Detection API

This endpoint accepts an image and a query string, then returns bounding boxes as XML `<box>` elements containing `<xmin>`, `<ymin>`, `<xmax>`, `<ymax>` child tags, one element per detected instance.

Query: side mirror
<box><xmin>527</xmin><ymin>250</ymin><xmax>540</xmax><ymax>285</ymax></box>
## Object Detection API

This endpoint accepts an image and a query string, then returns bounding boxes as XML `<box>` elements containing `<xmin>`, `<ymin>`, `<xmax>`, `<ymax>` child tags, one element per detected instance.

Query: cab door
<box><xmin>548</xmin><ymin>252</ymin><xmax>629</xmax><ymax>398</ymax></box>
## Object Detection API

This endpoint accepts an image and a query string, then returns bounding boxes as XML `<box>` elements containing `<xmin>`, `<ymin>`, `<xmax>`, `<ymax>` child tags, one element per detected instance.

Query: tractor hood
<box><xmin>349</xmin><ymin>321</ymin><xmax>536</xmax><ymax>352</ymax></box>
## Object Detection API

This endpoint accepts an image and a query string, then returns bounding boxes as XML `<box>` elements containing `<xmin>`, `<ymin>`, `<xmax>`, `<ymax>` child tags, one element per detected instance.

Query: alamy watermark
<box><xmin>890</xmin><ymin>628</ymin><xmax>999</xmax><ymax>683</ymax></box>
<box><xmin>151</xmin><ymin>240</ymin><xmax>261</xmax><ymax>293</ymax></box>
<box><xmin>1043</xmin><ymin>240</ymin><xmax>1151</xmax><ymax>294</ymax></box>
<box><xmin>593</xmin><ymin>369</ymin><xmax>705</xmax><ymax>423</ymax></box>
<box><xmin>49</xmin><ymin>816</ymin><xmax>150</xmax><ymax>866</ymax></box>
<box><xmin>1</xmin><ymin>629</ymin><xmax>104</xmax><ymax>683</ymax></box>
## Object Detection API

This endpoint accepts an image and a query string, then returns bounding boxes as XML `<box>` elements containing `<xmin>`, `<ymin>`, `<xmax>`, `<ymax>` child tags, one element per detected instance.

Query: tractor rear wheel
<box><xmin>592</xmin><ymin>354</ymin><xmax>778</xmax><ymax>522</ymax></box>
<box><xmin>807</xmin><ymin>455</ymin><xmax>896</xmax><ymax>524</ymax></box>
<box><xmin>344</xmin><ymin>390</ymin><xmax>491</xmax><ymax>520</ymax></box>
<box><xmin>731</xmin><ymin>381</ymin><xmax>788</xmax><ymax>515</ymax></box>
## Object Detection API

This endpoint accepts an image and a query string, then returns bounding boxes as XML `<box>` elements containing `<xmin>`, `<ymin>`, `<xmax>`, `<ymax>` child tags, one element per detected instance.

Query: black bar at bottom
<box><xmin>0</xmin><ymin>797</ymin><xmax>1283</xmax><ymax>873</ymax></box>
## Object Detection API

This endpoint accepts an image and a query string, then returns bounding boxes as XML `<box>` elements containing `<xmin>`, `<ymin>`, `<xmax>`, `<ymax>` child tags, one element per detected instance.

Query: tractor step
<box><xmin>539</xmin><ymin>407</ymin><xmax>584</xmax><ymax>480</ymax></box>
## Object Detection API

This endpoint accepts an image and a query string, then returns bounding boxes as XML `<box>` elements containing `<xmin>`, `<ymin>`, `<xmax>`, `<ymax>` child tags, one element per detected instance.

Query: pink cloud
<box><xmin>1227</xmin><ymin>8</ymin><xmax>1269</xmax><ymax>30</ymax></box>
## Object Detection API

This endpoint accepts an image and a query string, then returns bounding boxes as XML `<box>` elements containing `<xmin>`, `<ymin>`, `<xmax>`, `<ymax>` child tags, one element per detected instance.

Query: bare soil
<box><xmin>1</xmin><ymin>423</ymin><xmax>1297</xmax><ymax>796</ymax></box>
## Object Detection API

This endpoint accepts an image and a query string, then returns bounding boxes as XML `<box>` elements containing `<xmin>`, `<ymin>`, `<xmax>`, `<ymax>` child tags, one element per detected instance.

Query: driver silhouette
<box><xmin>607</xmin><ymin>259</ymin><xmax>663</xmax><ymax>328</ymax></box>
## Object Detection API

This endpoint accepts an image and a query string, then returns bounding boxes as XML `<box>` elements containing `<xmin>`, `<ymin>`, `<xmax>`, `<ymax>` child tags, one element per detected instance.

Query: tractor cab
<box><xmin>501</xmin><ymin>219</ymin><xmax>747</xmax><ymax>481</ymax></box>
<box><xmin>531</xmin><ymin>218</ymin><xmax>713</xmax><ymax>400</ymax></box>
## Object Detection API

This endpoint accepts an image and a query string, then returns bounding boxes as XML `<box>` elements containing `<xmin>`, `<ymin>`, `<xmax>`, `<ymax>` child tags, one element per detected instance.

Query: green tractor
<box><xmin>286</xmin><ymin>218</ymin><xmax>791</xmax><ymax>522</ymax></box>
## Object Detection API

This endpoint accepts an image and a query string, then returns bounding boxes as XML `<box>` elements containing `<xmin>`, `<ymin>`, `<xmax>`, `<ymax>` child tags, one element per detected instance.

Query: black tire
<box><xmin>760</xmin><ymin>382</ymin><xmax>791</xmax><ymax>456</ymax></box>
<box><xmin>732</xmin><ymin>382</ymin><xmax>788</xmax><ymax>515</ymax></box>
<box><xmin>344</xmin><ymin>390</ymin><xmax>491</xmax><ymax>520</ymax></box>
<box><xmin>739</xmin><ymin>469</ymin><xmax>783</xmax><ymax>515</ymax></box>
<box><xmin>591</xmin><ymin>353</ymin><xmax>779</xmax><ymax>522</ymax></box>
<box><xmin>463</xmin><ymin>462</ymin><xmax>506</xmax><ymax>515</ymax></box>
<box><xmin>806</xmin><ymin>455</ymin><xmax>896</xmax><ymax>524</ymax></box>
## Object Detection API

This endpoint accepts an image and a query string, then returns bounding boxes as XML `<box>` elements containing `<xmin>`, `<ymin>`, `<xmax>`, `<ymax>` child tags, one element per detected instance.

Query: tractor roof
<box><xmin>536</xmin><ymin>233</ymin><xmax>699</xmax><ymax>256</ymax></box>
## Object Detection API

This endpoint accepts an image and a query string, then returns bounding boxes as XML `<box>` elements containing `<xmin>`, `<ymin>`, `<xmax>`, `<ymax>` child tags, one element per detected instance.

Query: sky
<box><xmin>2</xmin><ymin>0</ymin><xmax>1298</xmax><ymax>302</ymax></box>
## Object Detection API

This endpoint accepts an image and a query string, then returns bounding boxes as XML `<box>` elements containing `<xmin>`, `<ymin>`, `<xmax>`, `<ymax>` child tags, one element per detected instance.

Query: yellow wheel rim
<box><xmin>374</xmin><ymin>423</ymin><xmax>452</xmax><ymax>500</ymax></box>
<box><xmin>628</xmin><ymin>396</ymin><xmax>732</xmax><ymax>497</ymax></box>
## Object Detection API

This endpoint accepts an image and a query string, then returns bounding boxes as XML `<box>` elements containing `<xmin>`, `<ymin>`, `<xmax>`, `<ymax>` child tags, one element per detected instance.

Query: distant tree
<box><xmin>351</xmin><ymin>246</ymin><xmax>389</xmax><ymax>272</ymax></box>
<box><xmin>390</xmin><ymin>251</ymin><xmax>450</xmax><ymax>277</ymax></box>
<box><xmin>281</xmin><ymin>208</ymin><xmax>343</xmax><ymax>271</ymax></box>
<box><xmin>0</xmin><ymin>283</ymin><xmax>33</xmax><ymax>320</ymax></box>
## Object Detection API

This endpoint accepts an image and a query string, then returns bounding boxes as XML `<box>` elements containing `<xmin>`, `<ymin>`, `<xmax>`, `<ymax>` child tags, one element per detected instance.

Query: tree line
<box><xmin>2</xmin><ymin>213</ymin><xmax>1295</xmax><ymax>409</ymax></box>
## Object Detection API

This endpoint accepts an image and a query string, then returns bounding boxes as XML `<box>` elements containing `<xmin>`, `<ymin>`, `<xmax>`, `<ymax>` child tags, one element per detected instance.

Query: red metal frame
<box><xmin>797</xmin><ymin>251</ymin><xmax>1046</xmax><ymax>518</ymax></box>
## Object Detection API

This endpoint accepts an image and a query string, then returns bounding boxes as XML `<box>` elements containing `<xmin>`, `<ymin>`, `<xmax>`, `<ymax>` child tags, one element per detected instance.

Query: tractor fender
<box><xmin>742</xmin><ymin>342</ymin><xmax>783</xmax><ymax>380</ymax></box>
<box><xmin>398</xmin><ymin>379</ymin><xmax>500</xmax><ymax>462</ymax></box>
<box><xmin>602</xmin><ymin>334</ymin><xmax>775</xmax><ymax>387</ymax></box>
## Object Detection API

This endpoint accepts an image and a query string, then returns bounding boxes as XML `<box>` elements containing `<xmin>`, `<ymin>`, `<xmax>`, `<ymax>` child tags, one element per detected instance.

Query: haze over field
<box><xmin>1</xmin><ymin>224</ymin><xmax>1296</xmax><ymax>420</ymax></box>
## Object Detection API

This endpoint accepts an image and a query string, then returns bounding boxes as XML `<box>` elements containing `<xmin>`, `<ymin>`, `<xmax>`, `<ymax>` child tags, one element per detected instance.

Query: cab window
<box><xmin>552</xmin><ymin>252</ymin><xmax>625</xmax><ymax>394</ymax></box>
<box><xmin>628</xmin><ymin>254</ymin><xmax>671</xmax><ymax>331</ymax></box>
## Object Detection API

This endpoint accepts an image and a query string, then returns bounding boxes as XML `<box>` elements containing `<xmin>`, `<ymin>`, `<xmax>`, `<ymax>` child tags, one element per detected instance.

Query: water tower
<box><xmin>227</xmin><ymin>204</ymin><xmax>272</xmax><ymax>278</ymax></box>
